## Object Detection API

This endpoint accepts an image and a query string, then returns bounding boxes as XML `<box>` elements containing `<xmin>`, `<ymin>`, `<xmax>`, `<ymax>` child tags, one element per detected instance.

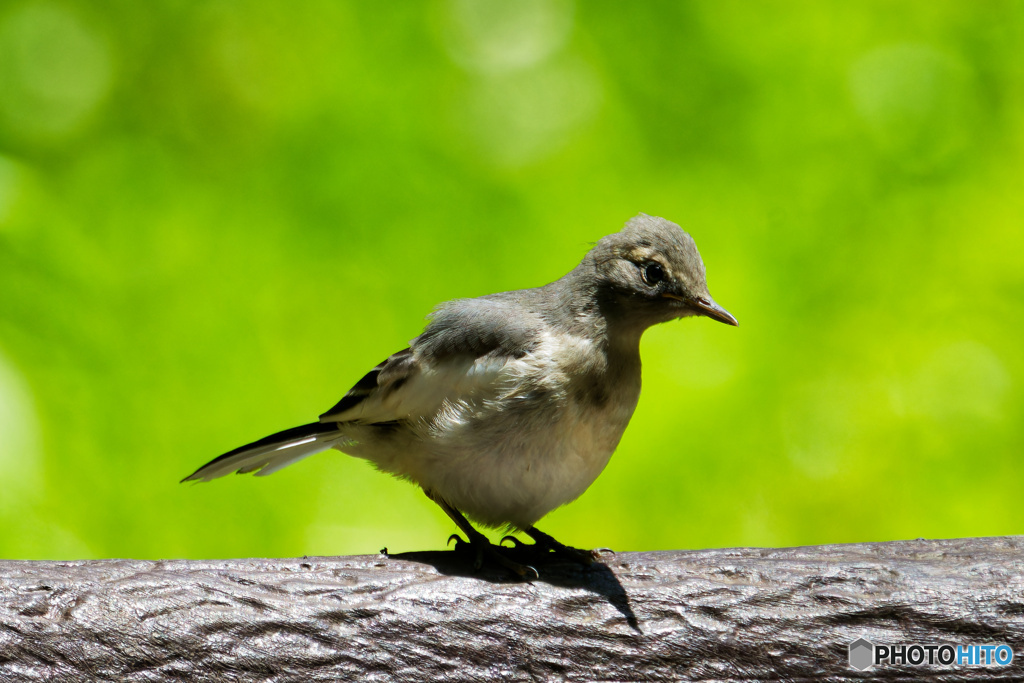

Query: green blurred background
<box><xmin>1</xmin><ymin>0</ymin><xmax>1022</xmax><ymax>561</ymax></box>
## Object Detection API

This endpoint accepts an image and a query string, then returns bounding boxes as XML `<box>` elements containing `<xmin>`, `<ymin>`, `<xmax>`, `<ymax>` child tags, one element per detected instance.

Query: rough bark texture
<box><xmin>2</xmin><ymin>536</ymin><xmax>1023</xmax><ymax>681</ymax></box>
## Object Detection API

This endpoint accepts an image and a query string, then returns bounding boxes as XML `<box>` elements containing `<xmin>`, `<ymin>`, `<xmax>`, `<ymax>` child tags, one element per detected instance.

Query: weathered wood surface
<box><xmin>2</xmin><ymin>537</ymin><xmax>1023</xmax><ymax>681</ymax></box>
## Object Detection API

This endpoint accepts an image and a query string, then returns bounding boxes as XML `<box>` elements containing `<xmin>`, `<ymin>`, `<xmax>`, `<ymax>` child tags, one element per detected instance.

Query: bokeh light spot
<box><xmin>0</xmin><ymin>349</ymin><xmax>41</xmax><ymax>515</ymax></box>
<box><xmin>0</xmin><ymin>2</ymin><xmax>113</xmax><ymax>142</ymax></box>
<box><xmin>907</xmin><ymin>341</ymin><xmax>1010</xmax><ymax>422</ymax></box>
<box><xmin>459</xmin><ymin>55</ymin><xmax>602</xmax><ymax>168</ymax></box>
<box><xmin>849</xmin><ymin>43</ymin><xmax>975</xmax><ymax>172</ymax></box>
<box><xmin>440</xmin><ymin>0</ymin><xmax>575</xmax><ymax>74</ymax></box>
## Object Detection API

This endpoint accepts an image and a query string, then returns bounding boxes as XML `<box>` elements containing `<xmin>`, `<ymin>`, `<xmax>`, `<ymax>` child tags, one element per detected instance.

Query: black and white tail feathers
<box><xmin>181</xmin><ymin>423</ymin><xmax>344</xmax><ymax>483</ymax></box>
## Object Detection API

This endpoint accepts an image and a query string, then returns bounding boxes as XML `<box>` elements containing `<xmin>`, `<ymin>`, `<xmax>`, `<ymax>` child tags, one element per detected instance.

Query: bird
<box><xmin>182</xmin><ymin>213</ymin><xmax>737</xmax><ymax>577</ymax></box>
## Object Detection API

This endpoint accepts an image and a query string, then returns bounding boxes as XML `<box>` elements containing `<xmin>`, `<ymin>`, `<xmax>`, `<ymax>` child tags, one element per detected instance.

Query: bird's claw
<box><xmin>489</xmin><ymin>544</ymin><xmax>537</xmax><ymax>579</ymax></box>
<box><xmin>518</xmin><ymin>564</ymin><xmax>540</xmax><ymax>580</ymax></box>
<box><xmin>500</xmin><ymin>535</ymin><xmax>526</xmax><ymax>548</ymax></box>
<box><xmin>500</xmin><ymin>532</ymin><xmax>608</xmax><ymax>567</ymax></box>
<box><xmin>446</xmin><ymin>534</ymin><xmax>540</xmax><ymax>580</ymax></box>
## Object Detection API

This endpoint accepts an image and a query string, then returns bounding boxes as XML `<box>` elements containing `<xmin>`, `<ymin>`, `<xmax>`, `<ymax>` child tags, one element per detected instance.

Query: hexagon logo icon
<box><xmin>849</xmin><ymin>637</ymin><xmax>875</xmax><ymax>670</ymax></box>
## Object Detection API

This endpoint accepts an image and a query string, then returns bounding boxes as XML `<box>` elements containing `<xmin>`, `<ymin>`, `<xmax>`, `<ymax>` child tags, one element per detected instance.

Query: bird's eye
<box><xmin>641</xmin><ymin>262</ymin><xmax>665</xmax><ymax>286</ymax></box>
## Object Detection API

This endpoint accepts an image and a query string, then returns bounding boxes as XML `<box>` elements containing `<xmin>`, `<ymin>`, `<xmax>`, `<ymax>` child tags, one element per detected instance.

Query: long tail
<box><xmin>181</xmin><ymin>423</ymin><xmax>345</xmax><ymax>483</ymax></box>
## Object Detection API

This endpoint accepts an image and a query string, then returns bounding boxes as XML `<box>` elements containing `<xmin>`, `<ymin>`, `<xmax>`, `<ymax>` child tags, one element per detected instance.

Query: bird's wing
<box><xmin>319</xmin><ymin>296</ymin><xmax>543</xmax><ymax>425</ymax></box>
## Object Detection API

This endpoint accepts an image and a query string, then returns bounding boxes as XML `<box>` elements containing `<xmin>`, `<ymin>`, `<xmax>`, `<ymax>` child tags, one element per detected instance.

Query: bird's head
<box><xmin>583</xmin><ymin>213</ymin><xmax>738</xmax><ymax>331</ymax></box>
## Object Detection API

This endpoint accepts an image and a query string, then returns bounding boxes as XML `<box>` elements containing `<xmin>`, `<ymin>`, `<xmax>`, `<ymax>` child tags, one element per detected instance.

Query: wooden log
<box><xmin>2</xmin><ymin>537</ymin><xmax>1023</xmax><ymax>681</ymax></box>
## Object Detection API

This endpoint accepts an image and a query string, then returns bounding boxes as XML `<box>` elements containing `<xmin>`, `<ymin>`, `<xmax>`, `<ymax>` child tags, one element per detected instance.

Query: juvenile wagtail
<box><xmin>183</xmin><ymin>214</ymin><xmax>737</xmax><ymax>577</ymax></box>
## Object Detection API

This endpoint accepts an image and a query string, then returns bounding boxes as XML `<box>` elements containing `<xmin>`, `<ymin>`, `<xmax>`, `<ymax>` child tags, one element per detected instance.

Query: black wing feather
<box><xmin>318</xmin><ymin>349</ymin><xmax>415</xmax><ymax>422</ymax></box>
<box><xmin>180</xmin><ymin>422</ymin><xmax>339</xmax><ymax>482</ymax></box>
<box><xmin>318</xmin><ymin>296</ymin><xmax>544</xmax><ymax>423</ymax></box>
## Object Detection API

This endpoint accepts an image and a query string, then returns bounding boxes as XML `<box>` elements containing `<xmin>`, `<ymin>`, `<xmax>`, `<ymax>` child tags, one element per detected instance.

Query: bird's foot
<box><xmin>448</xmin><ymin>533</ymin><xmax>539</xmax><ymax>580</ymax></box>
<box><xmin>500</xmin><ymin>528</ymin><xmax>613</xmax><ymax>566</ymax></box>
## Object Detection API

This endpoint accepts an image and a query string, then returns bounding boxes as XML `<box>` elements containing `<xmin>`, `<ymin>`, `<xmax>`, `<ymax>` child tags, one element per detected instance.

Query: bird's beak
<box><xmin>663</xmin><ymin>293</ymin><xmax>739</xmax><ymax>326</ymax></box>
<box><xmin>693</xmin><ymin>296</ymin><xmax>738</xmax><ymax>326</ymax></box>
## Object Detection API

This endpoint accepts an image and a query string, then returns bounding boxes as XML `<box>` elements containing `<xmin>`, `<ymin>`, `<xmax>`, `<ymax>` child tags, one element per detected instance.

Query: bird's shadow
<box><xmin>385</xmin><ymin>546</ymin><xmax>641</xmax><ymax>632</ymax></box>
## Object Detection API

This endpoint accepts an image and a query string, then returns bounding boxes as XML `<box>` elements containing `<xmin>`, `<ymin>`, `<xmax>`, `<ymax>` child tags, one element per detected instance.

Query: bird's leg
<box><xmin>425</xmin><ymin>491</ymin><xmax>538</xmax><ymax>580</ymax></box>
<box><xmin>501</xmin><ymin>526</ymin><xmax>612</xmax><ymax>565</ymax></box>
